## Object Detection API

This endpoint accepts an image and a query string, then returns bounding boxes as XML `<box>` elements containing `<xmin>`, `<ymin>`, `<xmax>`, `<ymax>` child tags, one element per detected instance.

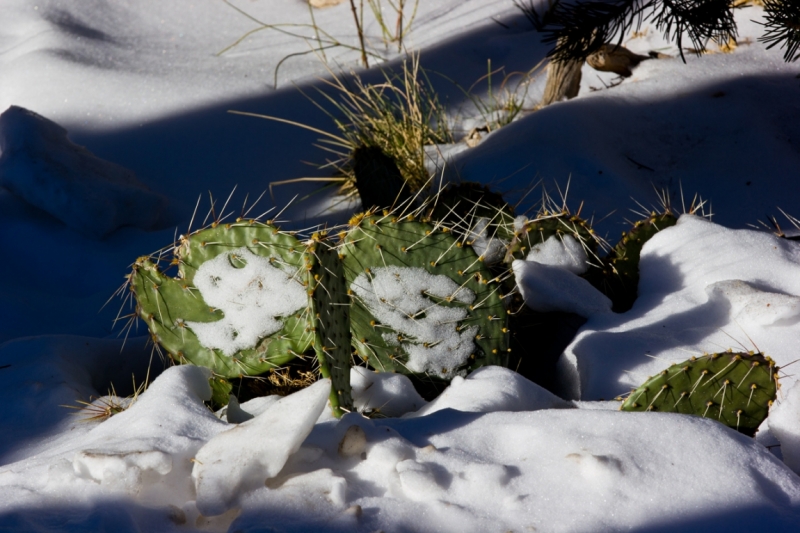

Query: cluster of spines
<box><xmin>619</xmin><ymin>350</ymin><xmax>779</xmax><ymax>435</ymax></box>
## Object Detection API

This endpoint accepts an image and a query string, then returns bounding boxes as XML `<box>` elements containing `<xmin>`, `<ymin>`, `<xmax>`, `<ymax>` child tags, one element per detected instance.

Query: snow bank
<box><xmin>350</xmin><ymin>367</ymin><xmax>426</xmax><ymax>417</ymax></box>
<box><xmin>405</xmin><ymin>365</ymin><xmax>571</xmax><ymax>417</ymax></box>
<box><xmin>192</xmin><ymin>378</ymin><xmax>331</xmax><ymax>517</ymax></box>
<box><xmin>771</xmin><ymin>381</ymin><xmax>800</xmax><ymax>475</ymax></box>
<box><xmin>230</xmin><ymin>407</ymin><xmax>800</xmax><ymax>533</ymax></box>
<box><xmin>559</xmin><ymin>215</ymin><xmax>800</xmax><ymax>400</ymax></box>
<box><xmin>0</xmin><ymin>106</ymin><xmax>166</xmax><ymax>238</ymax></box>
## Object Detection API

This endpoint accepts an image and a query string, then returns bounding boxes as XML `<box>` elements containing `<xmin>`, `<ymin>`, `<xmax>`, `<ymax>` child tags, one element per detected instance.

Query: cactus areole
<box><xmin>340</xmin><ymin>212</ymin><xmax>510</xmax><ymax>379</ymax></box>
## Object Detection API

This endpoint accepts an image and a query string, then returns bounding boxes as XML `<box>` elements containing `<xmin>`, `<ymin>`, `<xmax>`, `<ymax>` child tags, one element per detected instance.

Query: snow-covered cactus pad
<box><xmin>620</xmin><ymin>351</ymin><xmax>779</xmax><ymax>435</ymax></box>
<box><xmin>339</xmin><ymin>211</ymin><xmax>509</xmax><ymax>379</ymax></box>
<box><xmin>504</xmin><ymin>211</ymin><xmax>597</xmax><ymax>265</ymax></box>
<box><xmin>305</xmin><ymin>232</ymin><xmax>353</xmax><ymax>417</ymax></box>
<box><xmin>130</xmin><ymin>220</ymin><xmax>313</xmax><ymax>381</ymax></box>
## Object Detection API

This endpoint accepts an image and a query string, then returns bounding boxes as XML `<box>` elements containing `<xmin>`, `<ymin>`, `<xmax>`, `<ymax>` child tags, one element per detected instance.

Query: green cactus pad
<box><xmin>591</xmin><ymin>211</ymin><xmax>677</xmax><ymax>311</ymax></box>
<box><xmin>305</xmin><ymin>232</ymin><xmax>353</xmax><ymax>417</ymax></box>
<box><xmin>620</xmin><ymin>351</ymin><xmax>779</xmax><ymax>435</ymax></box>
<box><xmin>339</xmin><ymin>212</ymin><xmax>509</xmax><ymax>379</ymax></box>
<box><xmin>130</xmin><ymin>220</ymin><xmax>314</xmax><ymax>380</ymax></box>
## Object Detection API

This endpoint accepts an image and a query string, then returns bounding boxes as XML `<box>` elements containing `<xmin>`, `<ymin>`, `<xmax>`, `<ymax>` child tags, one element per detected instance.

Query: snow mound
<box><xmin>770</xmin><ymin>381</ymin><xmax>800</xmax><ymax>475</ymax></box>
<box><xmin>405</xmin><ymin>365</ymin><xmax>571</xmax><ymax>418</ymax></box>
<box><xmin>230</xmin><ymin>408</ymin><xmax>800</xmax><ymax>532</ymax></box>
<box><xmin>192</xmin><ymin>378</ymin><xmax>331</xmax><ymax>517</ymax></box>
<box><xmin>351</xmin><ymin>367</ymin><xmax>426</xmax><ymax>417</ymax></box>
<box><xmin>559</xmin><ymin>214</ymin><xmax>800</xmax><ymax>400</ymax></box>
<box><xmin>513</xmin><ymin>259</ymin><xmax>612</xmax><ymax>317</ymax></box>
<box><xmin>0</xmin><ymin>106</ymin><xmax>166</xmax><ymax>238</ymax></box>
<box><xmin>526</xmin><ymin>234</ymin><xmax>589</xmax><ymax>274</ymax></box>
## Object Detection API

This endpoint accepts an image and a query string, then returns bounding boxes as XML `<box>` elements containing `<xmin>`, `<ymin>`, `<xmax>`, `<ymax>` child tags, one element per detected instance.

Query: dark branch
<box><xmin>759</xmin><ymin>0</ymin><xmax>800</xmax><ymax>62</ymax></box>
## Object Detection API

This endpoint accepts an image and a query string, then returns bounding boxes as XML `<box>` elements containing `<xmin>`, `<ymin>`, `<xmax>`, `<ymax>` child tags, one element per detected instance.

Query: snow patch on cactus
<box><xmin>469</xmin><ymin>217</ymin><xmax>508</xmax><ymax>264</ymax></box>
<box><xmin>526</xmin><ymin>234</ymin><xmax>588</xmax><ymax>274</ymax></box>
<box><xmin>186</xmin><ymin>247</ymin><xmax>307</xmax><ymax>356</ymax></box>
<box><xmin>351</xmin><ymin>266</ymin><xmax>478</xmax><ymax>378</ymax></box>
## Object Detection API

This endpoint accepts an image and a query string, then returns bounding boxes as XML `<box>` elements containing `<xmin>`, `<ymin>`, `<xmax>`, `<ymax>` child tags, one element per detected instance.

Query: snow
<box><xmin>187</xmin><ymin>247</ymin><xmax>308</xmax><ymax>356</ymax></box>
<box><xmin>770</xmin><ymin>381</ymin><xmax>800</xmax><ymax>475</ymax></box>
<box><xmin>558</xmin><ymin>215</ymin><xmax>800</xmax><ymax>401</ymax></box>
<box><xmin>351</xmin><ymin>266</ymin><xmax>478</xmax><ymax>378</ymax></box>
<box><xmin>2</xmin><ymin>1</ymin><xmax>800</xmax><ymax>531</ymax></box>
<box><xmin>350</xmin><ymin>366</ymin><xmax>426</xmax><ymax>417</ymax></box>
<box><xmin>0</xmin><ymin>105</ymin><xmax>165</xmax><ymax>238</ymax></box>
<box><xmin>526</xmin><ymin>234</ymin><xmax>589</xmax><ymax>274</ymax></box>
<box><xmin>513</xmin><ymin>258</ymin><xmax>613</xmax><ymax>316</ymax></box>
<box><xmin>192</xmin><ymin>378</ymin><xmax>331</xmax><ymax>517</ymax></box>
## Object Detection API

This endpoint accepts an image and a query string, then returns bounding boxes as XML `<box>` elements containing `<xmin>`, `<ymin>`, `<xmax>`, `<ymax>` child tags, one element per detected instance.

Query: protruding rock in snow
<box><xmin>405</xmin><ymin>365</ymin><xmax>572</xmax><ymax>418</ymax></box>
<box><xmin>0</xmin><ymin>106</ymin><xmax>166</xmax><ymax>238</ymax></box>
<box><xmin>192</xmin><ymin>378</ymin><xmax>332</xmax><ymax>517</ymax></box>
<box><xmin>768</xmin><ymin>381</ymin><xmax>800</xmax><ymax>474</ymax></box>
<box><xmin>512</xmin><ymin>259</ymin><xmax>612</xmax><ymax>317</ymax></box>
<box><xmin>351</xmin><ymin>367</ymin><xmax>426</xmax><ymax>417</ymax></box>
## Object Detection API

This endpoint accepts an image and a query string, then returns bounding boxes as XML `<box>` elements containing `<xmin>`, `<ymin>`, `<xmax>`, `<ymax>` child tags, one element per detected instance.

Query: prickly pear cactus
<box><xmin>339</xmin><ymin>211</ymin><xmax>510</xmax><ymax>379</ymax></box>
<box><xmin>305</xmin><ymin>232</ymin><xmax>353</xmax><ymax>417</ymax></box>
<box><xmin>619</xmin><ymin>351</ymin><xmax>779</xmax><ymax>436</ymax></box>
<box><xmin>588</xmin><ymin>211</ymin><xmax>677</xmax><ymax>312</ymax></box>
<box><xmin>130</xmin><ymin>220</ymin><xmax>312</xmax><ymax>380</ymax></box>
<box><xmin>130</xmin><ymin>219</ymin><xmax>353</xmax><ymax>414</ymax></box>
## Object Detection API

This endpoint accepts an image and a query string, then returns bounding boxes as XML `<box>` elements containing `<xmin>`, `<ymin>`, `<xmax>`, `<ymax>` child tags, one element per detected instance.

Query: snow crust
<box><xmin>351</xmin><ymin>266</ymin><xmax>477</xmax><ymax>378</ymax></box>
<box><xmin>187</xmin><ymin>247</ymin><xmax>308</xmax><ymax>356</ymax></box>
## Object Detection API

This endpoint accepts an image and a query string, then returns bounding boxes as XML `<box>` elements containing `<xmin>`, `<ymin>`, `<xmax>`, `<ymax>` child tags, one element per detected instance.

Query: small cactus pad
<box><xmin>340</xmin><ymin>212</ymin><xmax>509</xmax><ymax>379</ymax></box>
<box><xmin>130</xmin><ymin>220</ymin><xmax>314</xmax><ymax>380</ymax></box>
<box><xmin>504</xmin><ymin>211</ymin><xmax>597</xmax><ymax>264</ymax></box>
<box><xmin>305</xmin><ymin>233</ymin><xmax>353</xmax><ymax>417</ymax></box>
<box><xmin>599</xmin><ymin>211</ymin><xmax>677</xmax><ymax>311</ymax></box>
<box><xmin>620</xmin><ymin>351</ymin><xmax>779</xmax><ymax>435</ymax></box>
